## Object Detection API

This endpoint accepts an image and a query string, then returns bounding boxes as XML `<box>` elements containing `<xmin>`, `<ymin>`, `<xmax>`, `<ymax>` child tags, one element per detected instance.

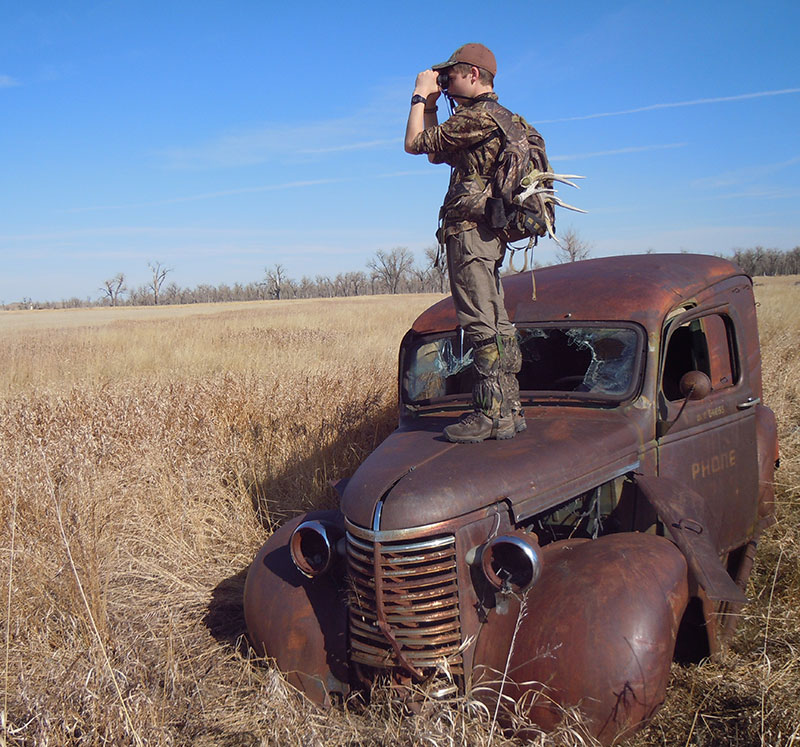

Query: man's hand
<box><xmin>414</xmin><ymin>69</ymin><xmax>440</xmax><ymax>100</ymax></box>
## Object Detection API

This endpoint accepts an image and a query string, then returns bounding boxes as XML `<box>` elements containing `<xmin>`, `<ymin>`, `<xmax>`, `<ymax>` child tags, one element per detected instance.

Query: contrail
<box><xmin>63</xmin><ymin>178</ymin><xmax>353</xmax><ymax>213</ymax></box>
<box><xmin>536</xmin><ymin>87</ymin><xmax>800</xmax><ymax>124</ymax></box>
<box><xmin>299</xmin><ymin>137</ymin><xmax>402</xmax><ymax>154</ymax></box>
<box><xmin>551</xmin><ymin>142</ymin><xmax>687</xmax><ymax>162</ymax></box>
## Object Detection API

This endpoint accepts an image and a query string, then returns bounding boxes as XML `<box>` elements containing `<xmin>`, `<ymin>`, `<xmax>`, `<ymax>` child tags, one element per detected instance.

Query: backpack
<box><xmin>482</xmin><ymin>101</ymin><xmax>555</xmax><ymax>244</ymax></box>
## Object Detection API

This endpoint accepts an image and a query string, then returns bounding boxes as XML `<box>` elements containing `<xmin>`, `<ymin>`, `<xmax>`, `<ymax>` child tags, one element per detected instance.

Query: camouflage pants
<box><xmin>446</xmin><ymin>225</ymin><xmax>521</xmax><ymax>418</ymax></box>
<box><xmin>445</xmin><ymin>225</ymin><xmax>517</xmax><ymax>342</ymax></box>
<box><xmin>471</xmin><ymin>334</ymin><xmax>522</xmax><ymax>418</ymax></box>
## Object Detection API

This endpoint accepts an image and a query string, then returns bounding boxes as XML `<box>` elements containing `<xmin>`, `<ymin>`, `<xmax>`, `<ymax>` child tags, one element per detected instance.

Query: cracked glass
<box><xmin>403</xmin><ymin>325</ymin><xmax>641</xmax><ymax>405</ymax></box>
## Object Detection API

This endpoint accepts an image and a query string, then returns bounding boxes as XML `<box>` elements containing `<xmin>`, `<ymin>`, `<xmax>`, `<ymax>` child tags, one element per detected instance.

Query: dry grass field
<box><xmin>0</xmin><ymin>280</ymin><xmax>798</xmax><ymax>746</ymax></box>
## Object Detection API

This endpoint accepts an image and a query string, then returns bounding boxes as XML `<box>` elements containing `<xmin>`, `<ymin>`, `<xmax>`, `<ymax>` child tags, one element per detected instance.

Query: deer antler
<box><xmin>544</xmin><ymin>212</ymin><xmax>562</xmax><ymax>247</ymax></box>
<box><xmin>542</xmin><ymin>172</ymin><xmax>586</xmax><ymax>189</ymax></box>
<box><xmin>549</xmin><ymin>195</ymin><xmax>588</xmax><ymax>214</ymax></box>
<box><xmin>520</xmin><ymin>169</ymin><xmax>585</xmax><ymax>190</ymax></box>
<box><xmin>514</xmin><ymin>169</ymin><xmax>587</xmax><ymax>244</ymax></box>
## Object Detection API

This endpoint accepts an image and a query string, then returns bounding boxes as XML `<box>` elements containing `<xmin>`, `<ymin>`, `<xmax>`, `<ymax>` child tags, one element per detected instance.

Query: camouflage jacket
<box><xmin>409</xmin><ymin>92</ymin><xmax>504</xmax><ymax>238</ymax></box>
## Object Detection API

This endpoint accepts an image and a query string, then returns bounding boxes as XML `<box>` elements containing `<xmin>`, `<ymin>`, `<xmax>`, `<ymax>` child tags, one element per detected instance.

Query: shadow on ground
<box><xmin>204</xmin><ymin>403</ymin><xmax>397</xmax><ymax>650</ymax></box>
<box><xmin>203</xmin><ymin>567</ymin><xmax>250</xmax><ymax>649</ymax></box>
<box><xmin>246</xmin><ymin>404</ymin><xmax>398</xmax><ymax>531</ymax></box>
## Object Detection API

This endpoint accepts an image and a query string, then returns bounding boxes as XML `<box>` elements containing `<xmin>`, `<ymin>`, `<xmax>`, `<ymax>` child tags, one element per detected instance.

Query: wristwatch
<box><xmin>411</xmin><ymin>94</ymin><xmax>427</xmax><ymax>106</ymax></box>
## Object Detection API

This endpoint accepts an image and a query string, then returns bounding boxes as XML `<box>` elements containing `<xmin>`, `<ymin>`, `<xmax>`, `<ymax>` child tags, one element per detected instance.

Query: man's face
<box><xmin>442</xmin><ymin>66</ymin><xmax>476</xmax><ymax>103</ymax></box>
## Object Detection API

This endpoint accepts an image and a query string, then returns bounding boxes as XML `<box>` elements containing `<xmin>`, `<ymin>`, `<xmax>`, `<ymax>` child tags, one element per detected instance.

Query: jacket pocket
<box><xmin>443</xmin><ymin>178</ymin><xmax>492</xmax><ymax>222</ymax></box>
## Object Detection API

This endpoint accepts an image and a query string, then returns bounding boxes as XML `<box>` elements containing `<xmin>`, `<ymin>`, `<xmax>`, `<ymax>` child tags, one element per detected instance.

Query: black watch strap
<box><xmin>411</xmin><ymin>94</ymin><xmax>427</xmax><ymax>106</ymax></box>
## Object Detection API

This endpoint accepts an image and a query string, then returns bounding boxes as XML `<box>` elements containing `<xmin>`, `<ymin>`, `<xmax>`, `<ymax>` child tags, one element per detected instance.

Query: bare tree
<box><xmin>367</xmin><ymin>247</ymin><xmax>415</xmax><ymax>294</ymax></box>
<box><xmin>424</xmin><ymin>245</ymin><xmax>448</xmax><ymax>293</ymax></box>
<box><xmin>409</xmin><ymin>263</ymin><xmax>429</xmax><ymax>292</ymax></box>
<box><xmin>347</xmin><ymin>271</ymin><xmax>368</xmax><ymax>296</ymax></box>
<box><xmin>161</xmin><ymin>282</ymin><xmax>182</xmax><ymax>305</ymax></box>
<box><xmin>315</xmin><ymin>274</ymin><xmax>335</xmax><ymax>298</ymax></box>
<box><xmin>554</xmin><ymin>229</ymin><xmax>591</xmax><ymax>263</ymax></box>
<box><xmin>99</xmin><ymin>273</ymin><xmax>127</xmax><ymax>307</ymax></box>
<box><xmin>264</xmin><ymin>263</ymin><xmax>288</xmax><ymax>300</ymax></box>
<box><xmin>330</xmin><ymin>273</ymin><xmax>341</xmax><ymax>297</ymax></box>
<box><xmin>195</xmin><ymin>283</ymin><xmax>215</xmax><ymax>303</ymax></box>
<box><xmin>282</xmin><ymin>278</ymin><xmax>298</xmax><ymax>299</ymax></box>
<box><xmin>297</xmin><ymin>276</ymin><xmax>316</xmax><ymax>298</ymax></box>
<box><xmin>147</xmin><ymin>261</ymin><xmax>172</xmax><ymax>305</ymax></box>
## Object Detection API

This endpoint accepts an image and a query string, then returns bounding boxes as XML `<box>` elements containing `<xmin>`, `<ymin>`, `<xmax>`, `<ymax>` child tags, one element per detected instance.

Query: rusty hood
<box><xmin>341</xmin><ymin>408</ymin><xmax>644</xmax><ymax>531</ymax></box>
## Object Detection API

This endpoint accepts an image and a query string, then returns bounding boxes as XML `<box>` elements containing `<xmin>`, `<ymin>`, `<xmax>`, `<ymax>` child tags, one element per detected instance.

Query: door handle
<box><xmin>737</xmin><ymin>397</ymin><xmax>761</xmax><ymax>410</ymax></box>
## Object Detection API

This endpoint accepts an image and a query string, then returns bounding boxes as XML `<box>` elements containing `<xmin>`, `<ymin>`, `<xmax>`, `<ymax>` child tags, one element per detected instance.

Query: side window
<box><xmin>703</xmin><ymin>314</ymin><xmax>736</xmax><ymax>391</ymax></box>
<box><xmin>662</xmin><ymin>314</ymin><xmax>737</xmax><ymax>401</ymax></box>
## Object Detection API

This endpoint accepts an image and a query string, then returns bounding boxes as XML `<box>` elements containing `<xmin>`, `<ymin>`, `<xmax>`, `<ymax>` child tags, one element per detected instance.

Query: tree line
<box><xmin>5</xmin><ymin>242</ymin><xmax>798</xmax><ymax>311</ymax></box>
<box><xmin>6</xmin><ymin>248</ymin><xmax>448</xmax><ymax>310</ymax></box>
<box><xmin>729</xmin><ymin>246</ymin><xmax>800</xmax><ymax>277</ymax></box>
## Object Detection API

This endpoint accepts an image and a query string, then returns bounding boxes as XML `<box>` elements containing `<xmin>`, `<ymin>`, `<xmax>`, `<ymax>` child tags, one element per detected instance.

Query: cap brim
<box><xmin>431</xmin><ymin>59</ymin><xmax>455</xmax><ymax>71</ymax></box>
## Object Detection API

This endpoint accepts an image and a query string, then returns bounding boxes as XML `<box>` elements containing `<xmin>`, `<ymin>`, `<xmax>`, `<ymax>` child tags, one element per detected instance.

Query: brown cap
<box><xmin>432</xmin><ymin>43</ymin><xmax>497</xmax><ymax>76</ymax></box>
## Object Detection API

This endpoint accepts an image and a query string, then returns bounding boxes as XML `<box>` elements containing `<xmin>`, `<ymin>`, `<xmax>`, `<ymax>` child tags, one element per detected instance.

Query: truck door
<box><xmin>656</xmin><ymin>306</ymin><xmax>760</xmax><ymax>552</ymax></box>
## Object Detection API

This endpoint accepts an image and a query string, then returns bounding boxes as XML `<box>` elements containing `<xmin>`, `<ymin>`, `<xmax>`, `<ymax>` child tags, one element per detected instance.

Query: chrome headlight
<box><xmin>479</xmin><ymin>532</ymin><xmax>543</xmax><ymax>593</ymax></box>
<box><xmin>289</xmin><ymin>520</ymin><xmax>341</xmax><ymax>578</ymax></box>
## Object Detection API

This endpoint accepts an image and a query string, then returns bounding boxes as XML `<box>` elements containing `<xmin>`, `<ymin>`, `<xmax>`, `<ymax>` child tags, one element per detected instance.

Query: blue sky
<box><xmin>1</xmin><ymin>1</ymin><xmax>798</xmax><ymax>303</ymax></box>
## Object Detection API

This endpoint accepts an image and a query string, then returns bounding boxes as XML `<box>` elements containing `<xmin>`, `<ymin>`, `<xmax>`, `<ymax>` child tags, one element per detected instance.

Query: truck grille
<box><xmin>346</xmin><ymin>531</ymin><xmax>463</xmax><ymax>672</ymax></box>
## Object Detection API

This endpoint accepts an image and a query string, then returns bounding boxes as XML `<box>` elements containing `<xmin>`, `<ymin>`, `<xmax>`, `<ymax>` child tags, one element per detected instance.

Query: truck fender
<box><xmin>471</xmin><ymin>532</ymin><xmax>688</xmax><ymax>745</ymax></box>
<box><xmin>243</xmin><ymin>510</ymin><xmax>349</xmax><ymax>706</ymax></box>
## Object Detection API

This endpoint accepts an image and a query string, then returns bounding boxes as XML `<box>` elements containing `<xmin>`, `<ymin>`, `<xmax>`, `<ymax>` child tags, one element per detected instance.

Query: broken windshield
<box><xmin>402</xmin><ymin>324</ymin><xmax>642</xmax><ymax>405</ymax></box>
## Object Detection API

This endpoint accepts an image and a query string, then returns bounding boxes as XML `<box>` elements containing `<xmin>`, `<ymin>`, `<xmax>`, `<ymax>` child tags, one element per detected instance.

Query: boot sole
<box><xmin>445</xmin><ymin>428</ymin><xmax>517</xmax><ymax>443</ymax></box>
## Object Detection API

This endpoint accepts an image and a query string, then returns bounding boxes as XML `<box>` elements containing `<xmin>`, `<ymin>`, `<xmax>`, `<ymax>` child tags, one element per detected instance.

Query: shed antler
<box><xmin>515</xmin><ymin>170</ymin><xmax>587</xmax><ymax>247</ymax></box>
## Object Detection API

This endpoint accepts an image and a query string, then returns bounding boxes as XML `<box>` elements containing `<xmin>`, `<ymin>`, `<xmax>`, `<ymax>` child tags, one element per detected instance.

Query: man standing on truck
<box><xmin>404</xmin><ymin>43</ymin><xmax>525</xmax><ymax>443</ymax></box>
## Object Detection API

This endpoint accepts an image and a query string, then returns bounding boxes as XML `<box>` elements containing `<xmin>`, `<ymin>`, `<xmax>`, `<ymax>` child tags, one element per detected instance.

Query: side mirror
<box><xmin>658</xmin><ymin>371</ymin><xmax>712</xmax><ymax>438</ymax></box>
<box><xmin>679</xmin><ymin>371</ymin><xmax>712</xmax><ymax>401</ymax></box>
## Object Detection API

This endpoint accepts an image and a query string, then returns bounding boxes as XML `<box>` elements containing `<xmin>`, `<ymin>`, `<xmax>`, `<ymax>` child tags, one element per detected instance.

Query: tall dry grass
<box><xmin>0</xmin><ymin>283</ymin><xmax>798</xmax><ymax>746</ymax></box>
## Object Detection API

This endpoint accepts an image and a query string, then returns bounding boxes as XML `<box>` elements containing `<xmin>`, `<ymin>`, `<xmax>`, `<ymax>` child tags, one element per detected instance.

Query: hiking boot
<box><xmin>444</xmin><ymin>411</ymin><xmax>516</xmax><ymax>443</ymax></box>
<box><xmin>513</xmin><ymin>409</ymin><xmax>527</xmax><ymax>433</ymax></box>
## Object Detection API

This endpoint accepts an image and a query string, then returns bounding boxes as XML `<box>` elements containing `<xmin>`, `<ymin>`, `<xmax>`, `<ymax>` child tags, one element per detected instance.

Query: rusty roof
<box><xmin>412</xmin><ymin>253</ymin><xmax>747</xmax><ymax>334</ymax></box>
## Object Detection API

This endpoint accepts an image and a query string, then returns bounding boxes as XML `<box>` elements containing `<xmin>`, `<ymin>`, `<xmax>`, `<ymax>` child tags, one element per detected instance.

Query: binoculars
<box><xmin>436</xmin><ymin>71</ymin><xmax>450</xmax><ymax>91</ymax></box>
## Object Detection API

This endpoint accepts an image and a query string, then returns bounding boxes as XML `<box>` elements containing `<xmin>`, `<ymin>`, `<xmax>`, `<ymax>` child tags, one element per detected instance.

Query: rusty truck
<box><xmin>243</xmin><ymin>253</ymin><xmax>778</xmax><ymax>744</ymax></box>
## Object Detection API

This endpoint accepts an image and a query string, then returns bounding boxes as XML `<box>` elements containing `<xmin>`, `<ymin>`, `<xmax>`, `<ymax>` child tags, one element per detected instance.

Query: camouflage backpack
<box><xmin>482</xmin><ymin>101</ymin><xmax>555</xmax><ymax>244</ymax></box>
<box><xmin>437</xmin><ymin>100</ymin><xmax>584</xmax><ymax>251</ymax></box>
